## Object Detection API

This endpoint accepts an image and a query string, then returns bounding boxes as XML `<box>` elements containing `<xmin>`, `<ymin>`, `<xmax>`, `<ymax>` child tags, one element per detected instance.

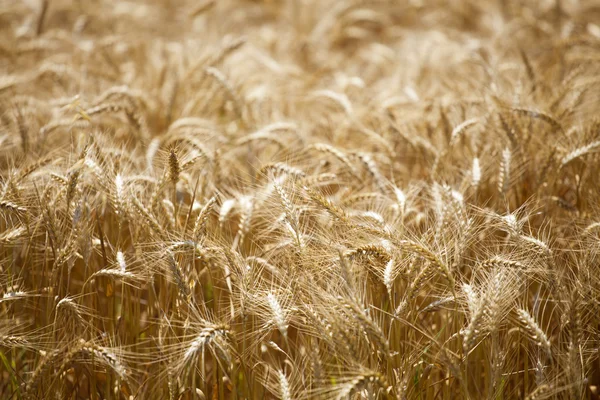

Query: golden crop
<box><xmin>1</xmin><ymin>0</ymin><xmax>600</xmax><ymax>399</ymax></box>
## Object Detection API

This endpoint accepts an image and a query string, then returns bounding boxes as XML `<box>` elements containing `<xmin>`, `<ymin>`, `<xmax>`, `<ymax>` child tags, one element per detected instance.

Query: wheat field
<box><xmin>1</xmin><ymin>0</ymin><xmax>600</xmax><ymax>399</ymax></box>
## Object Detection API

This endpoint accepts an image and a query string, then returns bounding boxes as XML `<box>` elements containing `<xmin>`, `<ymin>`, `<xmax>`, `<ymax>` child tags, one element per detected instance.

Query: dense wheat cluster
<box><xmin>1</xmin><ymin>0</ymin><xmax>600</xmax><ymax>398</ymax></box>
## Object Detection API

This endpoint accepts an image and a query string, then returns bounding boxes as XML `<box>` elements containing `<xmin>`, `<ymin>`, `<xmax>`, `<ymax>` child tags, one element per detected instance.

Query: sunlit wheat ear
<box><xmin>83</xmin><ymin>157</ymin><xmax>104</xmax><ymax>182</ymax></box>
<box><xmin>193</xmin><ymin>388</ymin><xmax>207</xmax><ymax>400</ymax></box>
<box><xmin>298</xmin><ymin>172</ymin><xmax>338</xmax><ymax>188</ymax></box>
<box><xmin>116</xmin><ymin>250</ymin><xmax>127</xmax><ymax>272</ymax></box>
<box><xmin>334</xmin><ymin>249</ymin><xmax>356</xmax><ymax>295</ymax></box>
<box><xmin>394</xmin><ymin>261</ymin><xmax>433</xmax><ymax>317</ymax></box>
<box><xmin>490</xmin><ymin>349</ymin><xmax>507</xmax><ymax>398</ymax></box>
<box><xmin>305</xmin><ymin>186</ymin><xmax>348</xmax><ymax>222</ymax></box>
<box><xmin>308</xmin><ymin>143</ymin><xmax>360</xmax><ymax>179</ymax></box>
<box><xmin>510</xmin><ymin>107</ymin><xmax>564</xmax><ymax>135</ymax></box>
<box><xmin>498</xmin><ymin>147</ymin><xmax>511</xmax><ymax>195</ymax></box>
<box><xmin>14</xmin><ymin>153</ymin><xmax>53</xmax><ymax>183</ymax></box>
<box><xmin>487</xmin><ymin>269</ymin><xmax>507</xmax><ymax>321</ymax></box>
<box><xmin>88</xmin><ymin>249</ymin><xmax>139</xmax><ymax>283</ymax></box>
<box><xmin>355</xmin><ymin>152</ymin><xmax>386</xmax><ymax>193</ymax></box>
<box><xmin>25</xmin><ymin>349</ymin><xmax>61</xmax><ymax>396</ymax></box>
<box><xmin>471</xmin><ymin>157</ymin><xmax>481</xmax><ymax>188</ymax></box>
<box><xmin>516</xmin><ymin>308</ymin><xmax>552</xmax><ymax>358</ymax></box>
<box><xmin>392</xmin><ymin>186</ymin><xmax>407</xmax><ymax>218</ymax></box>
<box><xmin>165</xmin><ymin>138</ymin><xmax>212</xmax><ymax>172</ymax></box>
<box><xmin>461</xmin><ymin>281</ymin><xmax>486</xmax><ymax>352</ymax></box>
<box><xmin>560</xmin><ymin>140</ymin><xmax>600</xmax><ymax>168</ymax></box>
<box><xmin>218</xmin><ymin>197</ymin><xmax>236</xmax><ymax>228</ymax></box>
<box><xmin>51</xmin><ymin>236</ymin><xmax>77</xmax><ymax>282</ymax></box>
<box><xmin>180</xmin><ymin>151</ymin><xmax>206</xmax><ymax>172</ymax></box>
<box><xmin>383</xmin><ymin>258</ymin><xmax>396</xmax><ymax>299</ymax></box>
<box><xmin>0</xmin><ymin>331</ymin><xmax>27</xmax><ymax>348</ymax></box>
<box><xmin>50</xmin><ymin>172</ymin><xmax>68</xmax><ymax>186</ymax></box>
<box><xmin>234</xmin><ymin>195</ymin><xmax>255</xmax><ymax>247</ymax></box>
<box><xmin>446</xmin><ymin>187</ymin><xmax>469</xmax><ymax>232</ymax></box>
<box><xmin>260</xmin><ymin>162</ymin><xmax>306</xmax><ymax>179</ymax></box>
<box><xmin>519</xmin><ymin>234</ymin><xmax>552</xmax><ymax>257</ymax></box>
<box><xmin>180</xmin><ymin>324</ymin><xmax>233</xmax><ymax>380</ymax></box>
<box><xmin>84</xmin><ymin>102</ymin><xmax>149</xmax><ymax>140</ymax></box>
<box><xmin>146</xmin><ymin>137</ymin><xmax>161</xmax><ymax>171</ymax></box>
<box><xmin>463</xmin><ymin>269</ymin><xmax>512</xmax><ymax>353</ymax></box>
<box><xmin>65</xmin><ymin>158</ymin><xmax>85</xmax><ymax>212</ymax></box>
<box><xmin>90</xmin><ymin>268</ymin><xmax>138</xmax><ymax>282</ymax></box>
<box><xmin>266</xmin><ymin>291</ymin><xmax>289</xmax><ymax>339</ymax></box>
<box><xmin>272</xmin><ymin>179</ymin><xmax>304</xmax><ymax>251</ymax></box>
<box><xmin>0</xmin><ymin>313</ymin><xmax>37</xmax><ymax>351</ymax></box>
<box><xmin>345</xmin><ymin>244</ymin><xmax>391</xmax><ymax>265</ymax></box>
<box><xmin>450</xmin><ymin>118</ymin><xmax>479</xmax><ymax>147</ymax></box>
<box><xmin>166</xmin><ymin>240</ymin><xmax>210</xmax><ymax>255</ymax></box>
<box><xmin>341</xmin><ymin>192</ymin><xmax>381</xmax><ymax>208</ymax></box>
<box><xmin>192</xmin><ymin>195</ymin><xmax>217</xmax><ymax>240</ymax></box>
<box><xmin>0</xmin><ymin>225</ymin><xmax>26</xmax><ymax>244</ymax></box>
<box><xmin>584</xmin><ymin>220</ymin><xmax>600</xmax><ymax>234</ymax></box>
<box><xmin>0</xmin><ymin>199</ymin><xmax>27</xmax><ymax>213</ymax></box>
<box><xmin>498</xmin><ymin>212</ymin><xmax>522</xmax><ymax>236</ymax></box>
<box><xmin>55</xmin><ymin>297</ymin><xmax>85</xmax><ymax>332</ymax></box>
<box><xmin>330</xmin><ymin>371</ymin><xmax>389</xmax><ymax>400</ymax></box>
<box><xmin>337</xmin><ymin>295</ymin><xmax>389</xmax><ymax>357</ymax></box>
<box><xmin>0</xmin><ymin>287</ymin><xmax>30</xmax><ymax>304</ymax></box>
<box><xmin>59</xmin><ymin>339</ymin><xmax>128</xmax><ymax>386</ymax></box>
<box><xmin>277</xmin><ymin>369</ymin><xmax>292</xmax><ymax>400</ymax></box>
<box><xmin>165</xmin><ymin>251</ymin><xmax>190</xmax><ymax>299</ymax></box>
<box><xmin>481</xmin><ymin>256</ymin><xmax>525</xmax><ymax>271</ymax></box>
<box><xmin>419</xmin><ymin>295</ymin><xmax>455</xmax><ymax>313</ymax></box>
<box><xmin>132</xmin><ymin>197</ymin><xmax>165</xmax><ymax>238</ymax></box>
<box><xmin>114</xmin><ymin>173</ymin><xmax>127</xmax><ymax>217</ymax></box>
<box><xmin>261</xmin><ymin>364</ymin><xmax>294</xmax><ymax>400</ymax></box>
<box><xmin>397</xmin><ymin>239</ymin><xmax>455</xmax><ymax>290</ymax></box>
